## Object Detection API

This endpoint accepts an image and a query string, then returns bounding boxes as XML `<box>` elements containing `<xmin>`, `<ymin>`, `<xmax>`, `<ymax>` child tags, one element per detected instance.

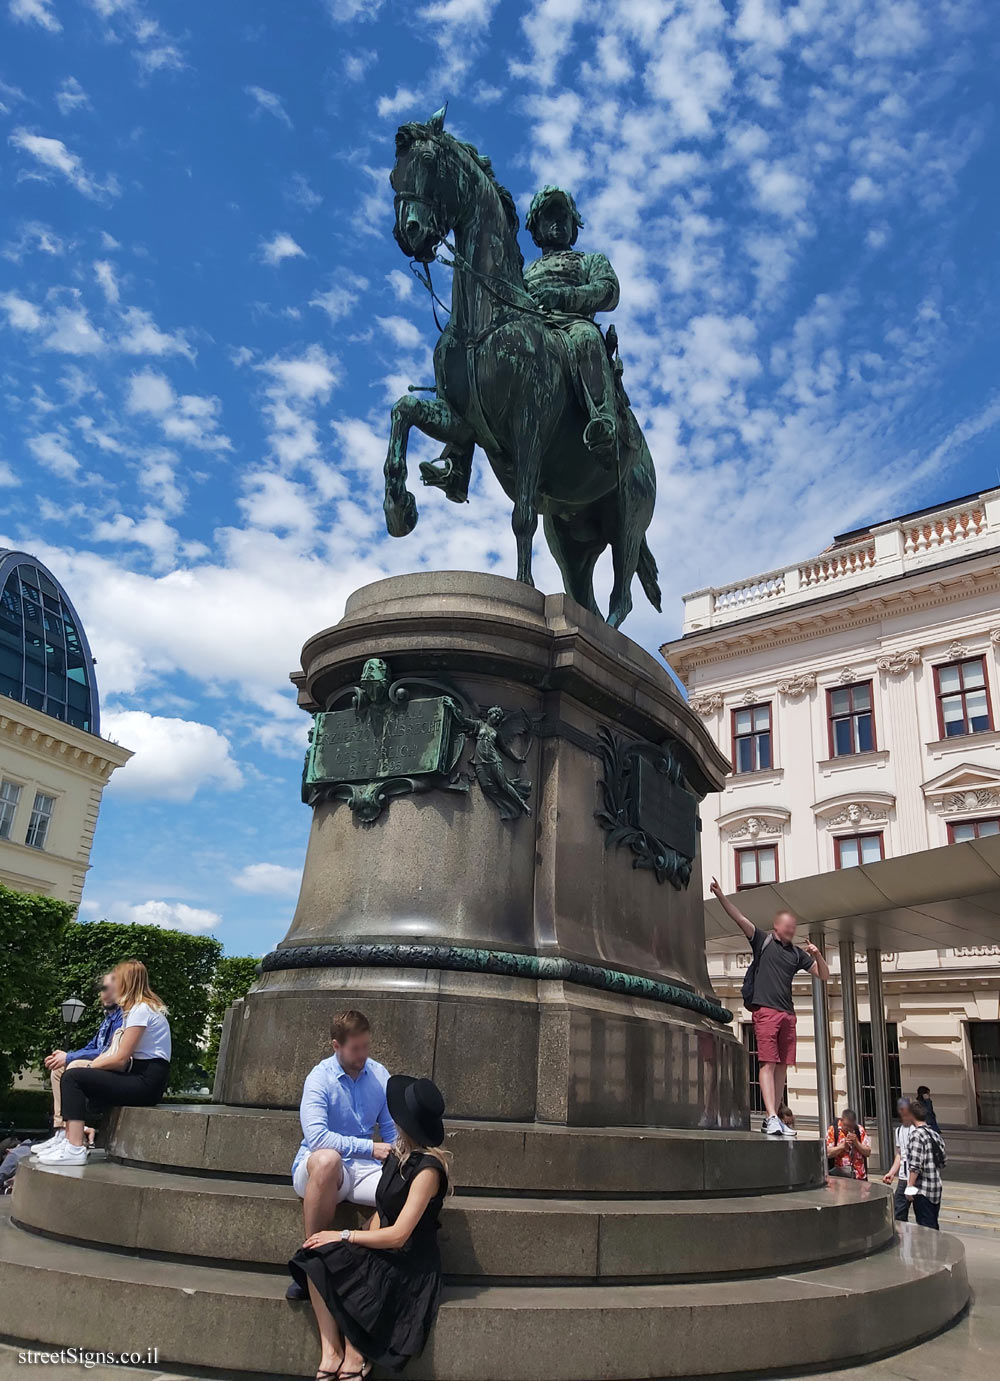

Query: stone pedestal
<box><xmin>217</xmin><ymin>572</ymin><xmax>747</xmax><ymax>1129</ymax></box>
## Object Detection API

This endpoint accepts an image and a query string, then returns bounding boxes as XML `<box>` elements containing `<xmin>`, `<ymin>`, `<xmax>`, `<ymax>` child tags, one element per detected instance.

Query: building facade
<box><xmin>662</xmin><ymin>489</ymin><xmax>1000</xmax><ymax>1130</ymax></box>
<box><xmin>0</xmin><ymin>550</ymin><xmax>131</xmax><ymax>906</ymax></box>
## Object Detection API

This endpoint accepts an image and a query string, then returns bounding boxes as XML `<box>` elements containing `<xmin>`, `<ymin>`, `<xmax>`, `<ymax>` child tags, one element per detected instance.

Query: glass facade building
<box><xmin>0</xmin><ymin>550</ymin><xmax>100</xmax><ymax>735</ymax></box>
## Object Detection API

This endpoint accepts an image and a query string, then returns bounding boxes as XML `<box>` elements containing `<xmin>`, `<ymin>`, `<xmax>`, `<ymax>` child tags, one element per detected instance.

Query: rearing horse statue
<box><xmin>384</xmin><ymin>107</ymin><xmax>661</xmax><ymax>629</ymax></box>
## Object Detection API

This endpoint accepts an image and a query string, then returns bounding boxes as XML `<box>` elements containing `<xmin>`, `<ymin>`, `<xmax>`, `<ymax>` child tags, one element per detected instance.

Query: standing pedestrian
<box><xmin>916</xmin><ymin>1085</ymin><xmax>940</xmax><ymax>1131</ymax></box>
<box><xmin>710</xmin><ymin>879</ymin><xmax>830</xmax><ymax>1136</ymax></box>
<box><xmin>882</xmin><ymin>1098</ymin><xmax>917</xmax><ymax>1220</ymax></box>
<box><xmin>903</xmin><ymin>1098</ymin><xmax>947</xmax><ymax>1229</ymax></box>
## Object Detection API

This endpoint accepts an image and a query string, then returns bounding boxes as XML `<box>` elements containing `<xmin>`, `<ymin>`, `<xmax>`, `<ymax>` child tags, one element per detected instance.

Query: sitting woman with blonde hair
<box><xmin>289</xmin><ymin>1075</ymin><xmax>451</xmax><ymax>1378</ymax></box>
<box><xmin>36</xmin><ymin>959</ymin><xmax>171</xmax><ymax>1166</ymax></box>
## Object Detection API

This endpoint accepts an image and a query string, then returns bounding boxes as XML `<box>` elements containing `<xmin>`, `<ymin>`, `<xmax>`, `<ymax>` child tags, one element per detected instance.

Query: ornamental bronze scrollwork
<box><xmin>595</xmin><ymin>727</ymin><xmax>700</xmax><ymax>889</ymax></box>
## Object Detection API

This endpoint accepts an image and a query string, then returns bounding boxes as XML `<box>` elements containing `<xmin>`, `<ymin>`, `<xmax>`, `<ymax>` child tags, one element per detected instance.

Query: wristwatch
<box><xmin>340</xmin><ymin>1229</ymin><xmax>352</xmax><ymax>1242</ymax></box>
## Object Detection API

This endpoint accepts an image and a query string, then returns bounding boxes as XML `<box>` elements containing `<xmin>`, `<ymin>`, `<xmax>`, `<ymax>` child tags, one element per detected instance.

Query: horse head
<box><xmin>391</xmin><ymin>106</ymin><xmax>457</xmax><ymax>263</ymax></box>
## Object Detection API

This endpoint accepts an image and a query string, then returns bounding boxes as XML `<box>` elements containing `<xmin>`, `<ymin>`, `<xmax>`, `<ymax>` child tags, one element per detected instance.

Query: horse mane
<box><xmin>397</xmin><ymin>122</ymin><xmax>523</xmax><ymax>271</ymax></box>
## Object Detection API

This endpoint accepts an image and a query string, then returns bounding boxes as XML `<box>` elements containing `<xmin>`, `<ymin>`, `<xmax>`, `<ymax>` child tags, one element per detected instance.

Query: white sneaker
<box><xmin>762</xmin><ymin>1114</ymin><xmax>786</xmax><ymax>1136</ymax></box>
<box><xmin>31</xmin><ymin>1130</ymin><xmax>65</xmax><ymax>1155</ymax></box>
<box><xmin>779</xmin><ymin>1119</ymin><xmax>797</xmax><ymax>1138</ymax></box>
<box><xmin>35</xmin><ymin>1139</ymin><xmax>88</xmax><ymax>1166</ymax></box>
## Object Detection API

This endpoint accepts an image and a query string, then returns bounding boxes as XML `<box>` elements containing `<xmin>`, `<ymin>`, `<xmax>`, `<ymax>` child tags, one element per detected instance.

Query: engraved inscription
<box><xmin>311</xmin><ymin>697</ymin><xmax>450</xmax><ymax>783</ymax></box>
<box><xmin>634</xmin><ymin>756</ymin><xmax>698</xmax><ymax>860</ymax></box>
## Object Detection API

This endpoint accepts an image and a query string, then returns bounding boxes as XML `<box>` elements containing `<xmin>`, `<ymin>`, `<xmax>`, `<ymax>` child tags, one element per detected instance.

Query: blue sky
<box><xmin>1</xmin><ymin>0</ymin><xmax>999</xmax><ymax>956</ymax></box>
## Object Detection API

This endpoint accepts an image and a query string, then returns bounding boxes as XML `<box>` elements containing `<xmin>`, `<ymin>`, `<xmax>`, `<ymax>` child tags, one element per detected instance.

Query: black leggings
<box><xmin>60</xmin><ymin>1058</ymin><xmax>170</xmax><ymax>1122</ymax></box>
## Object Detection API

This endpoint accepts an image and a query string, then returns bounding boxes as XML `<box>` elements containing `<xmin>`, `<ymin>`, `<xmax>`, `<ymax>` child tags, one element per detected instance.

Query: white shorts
<box><xmin>292</xmin><ymin>1153</ymin><xmax>382</xmax><ymax>1205</ymax></box>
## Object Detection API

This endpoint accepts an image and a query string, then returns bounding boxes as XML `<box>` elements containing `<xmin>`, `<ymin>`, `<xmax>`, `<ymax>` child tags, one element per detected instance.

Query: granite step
<box><xmin>0</xmin><ymin>1206</ymin><xmax>969</xmax><ymax>1380</ymax></box>
<box><xmin>12</xmin><ymin>1156</ymin><xmax>893</xmax><ymax>1282</ymax></box>
<box><xmin>107</xmin><ymin>1104</ymin><xmax>825</xmax><ymax>1196</ymax></box>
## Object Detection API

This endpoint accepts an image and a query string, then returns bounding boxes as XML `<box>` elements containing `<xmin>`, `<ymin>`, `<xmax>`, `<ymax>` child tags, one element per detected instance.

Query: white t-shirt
<box><xmin>124</xmin><ymin>1002</ymin><xmax>172</xmax><ymax>1061</ymax></box>
<box><xmin>895</xmin><ymin>1123</ymin><xmax>912</xmax><ymax>1175</ymax></box>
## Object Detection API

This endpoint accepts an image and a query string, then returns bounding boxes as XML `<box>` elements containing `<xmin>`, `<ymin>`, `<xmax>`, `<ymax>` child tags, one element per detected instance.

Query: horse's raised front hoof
<box><xmin>384</xmin><ymin>490</ymin><xmax>418</xmax><ymax>537</ymax></box>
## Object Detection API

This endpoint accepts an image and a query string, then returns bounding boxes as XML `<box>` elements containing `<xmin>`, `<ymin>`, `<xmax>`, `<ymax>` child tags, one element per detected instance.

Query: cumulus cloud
<box><xmin>27</xmin><ymin>431</ymin><xmax>79</xmax><ymax>478</ymax></box>
<box><xmin>259</xmin><ymin>233</ymin><xmax>306</xmax><ymax>266</ymax></box>
<box><xmin>9</xmin><ymin>129</ymin><xmax>119</xmax><ymax>200</ymax></box>
<box><xmin>109</xmin><ymin>899</ymin><xmax>221</xmax><ymax>935</ymax></box>
<box><xmin>232</xmin><ymin>862</ymin><xmax>301</xmax><ymax>896</ymax></box>
<box><xmin>102</xmin><ymin>709</ymin><xmax>243</xmax><ymax>801</ymax></box>
<box><xmin>55</xmin><ymin>77</ymin><xmax>91</xmax><ymax>115</ymax></box>
<box><xmin>9</xmin><ymin>0</ymin><xmax>60</xmax><ymax>32</ymax></box>
<box><xmin>125</xmin><ymin>370</ymin><xmax>230</xmax><ymax>451</ymax></box>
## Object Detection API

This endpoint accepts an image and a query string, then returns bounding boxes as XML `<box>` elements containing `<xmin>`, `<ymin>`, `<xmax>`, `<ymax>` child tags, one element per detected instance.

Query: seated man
<box><xmin>826</xmin><ymin>1108</ymin><xmax>871</xmax><ymax>1180</ymax></box>
<box><xmin>286</xmin><ymin>1008</ymin><xmax>396</xmax><ymax>1301</ymax></box>
<box><xmin>33</xmin><ymin>972</ymin><xmax>122</xmax><ymax>1155</ymax></box>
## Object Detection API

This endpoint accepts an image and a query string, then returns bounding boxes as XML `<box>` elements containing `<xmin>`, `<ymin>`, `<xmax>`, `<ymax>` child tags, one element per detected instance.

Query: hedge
<box><xmin>203</xmin><ymin>954</ymin><xmax>260</xmax><ymax>1081</ymax></box>
<box><xmin>0</xmin><ymin>886</ymin><xmax>74</xmax><ymax>1094</ymax></box>
<box><xmin>30</xmin><ymin>922</ymin><xmax>223</xmax><ymax>1091</ymax></box>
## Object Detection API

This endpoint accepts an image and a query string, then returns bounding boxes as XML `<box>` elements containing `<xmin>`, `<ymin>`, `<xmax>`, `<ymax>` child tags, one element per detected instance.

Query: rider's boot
<box><xmin>419</xmin><ymin>441</ymin><xmax>473</xmax><ymax>503</ymax></box>
<box><xmin>579</xmin><ymin>359</ymin><xmax>617</xmax><ymax>462</ymax></box>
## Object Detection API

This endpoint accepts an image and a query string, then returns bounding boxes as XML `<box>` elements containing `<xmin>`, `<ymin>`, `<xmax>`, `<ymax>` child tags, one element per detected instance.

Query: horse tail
<box><xmin>638</xmin><ymin>538</ymin><xmax>662</xmax><ymax>612</ymax></box>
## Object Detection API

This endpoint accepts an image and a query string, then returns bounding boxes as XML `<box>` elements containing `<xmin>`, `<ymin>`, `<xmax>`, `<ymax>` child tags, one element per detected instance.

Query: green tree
<box><xmin>34</xmin><ymin>922</ymin><xmax>222</xmax><ymax>1091</ymax></box>
<box><xmin>0</xmin><ymin>885</ymin><xmax>73</xmax><ymax>1094</ymax></box>
<box><xmin>203</xmin><ymin>955</ymin><xmax>259</xmax><ymax>1082</ymax></box>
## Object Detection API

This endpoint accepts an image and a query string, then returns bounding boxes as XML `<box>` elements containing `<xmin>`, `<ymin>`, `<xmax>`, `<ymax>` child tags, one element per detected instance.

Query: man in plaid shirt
<box><xmin>904</xmin><ymin>1097</ymin><xmax>947</xmax><ymax>1229</ymax></box>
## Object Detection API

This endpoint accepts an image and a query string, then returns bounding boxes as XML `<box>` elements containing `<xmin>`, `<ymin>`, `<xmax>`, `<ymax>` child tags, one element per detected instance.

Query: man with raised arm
<box><xmin>709</xmin><ymin>879</ymin><xmax>830</xmax><ymax>1137</ymax></box>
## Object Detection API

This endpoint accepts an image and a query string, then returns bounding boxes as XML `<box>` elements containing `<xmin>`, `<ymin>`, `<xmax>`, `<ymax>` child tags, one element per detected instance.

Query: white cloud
<box><xmin>9</xmin><ymin>129</ymin><xmax>119</xmax><ymax>200</ymax></box>
<box><xmin>125</xmin><ymin>370</ymin><xmax>230</xmax><ymax>451</ymax></box>
<box><xmin>116</xmin><ymin>306</ymin><xmax>194</xmax><ymax>359</ymax></box>
<box><xmin>109</xmin><ymin>899</ymin><xmax>222</xmax><ymax>935</ymax></box>
<box><xmin>259</xmin><ymin>233</ymin><xmax>306</xmax><ymax>266</ymax></box>
<box><xmin>9</xmin><ymin>0</ymin><xmax>61</xmax><ymax>32</ymax></box>
<box><xmin>232</xmin><ymin>862</ymin><xmax>300</xmax><ymax>896</ymax></box>
<box><xmin>246</xmin><ymin>85</ymin><xmax>292</xmax><ymax>127</ymax></box>
<box><xmin>285</xmin><ymin>173</ymin><xmax>321</xmax><ymax>210</ymax></box>
<box><xmin>94</xmin><ymin>259</ymin><xmax>120</xmax><ymax>303</ymax></box>
<box><xmin>376</xmin><ymin>315</ymin><xmax>423</xmax><ymax>350</ymax></box>
<box><xmin>27</xmin><ymin>431</ymin><xmax>79</xmax><ymax>478</ymax></box>
<box><xmin>55</xmin><ymin>77</ymin><xmax>91</xmax><ymax>115</ymax></box>
<box><xmin>310</xmin><ymin>277</ymin><xmax>366</xmax><ymax>323</ymax></box>
<box><xmin>0</xmin><ymin>291</ymin><xmax>44</xmax><ymax>331</ymax></box>
<box><xmin>102</xmin><ymin>708</ymin><xmax>243</xmax><ymax>801</ymax></box>
<box><xmin>44</xmin><ymin>303</ymin><xmax>106</xmax><ymax>354</ymax></box>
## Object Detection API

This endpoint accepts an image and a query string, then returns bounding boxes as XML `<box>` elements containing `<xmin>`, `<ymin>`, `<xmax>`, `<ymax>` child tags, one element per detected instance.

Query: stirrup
<box><xmin>583</xmin><ymin>415</ymin><xmax>615</xmax><ymax>453</ymax></box>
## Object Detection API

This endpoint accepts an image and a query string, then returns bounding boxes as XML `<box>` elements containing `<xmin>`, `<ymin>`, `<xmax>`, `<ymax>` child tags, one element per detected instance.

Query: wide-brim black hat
<box><xmin>387</xmin><ymin>1075</ymin><xmax>445</xmax><ymax>1148</ymax></box>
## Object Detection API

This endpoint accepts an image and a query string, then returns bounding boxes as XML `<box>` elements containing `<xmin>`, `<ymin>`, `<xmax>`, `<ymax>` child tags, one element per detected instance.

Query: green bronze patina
<box><xmin>595</xmin><ymin>728</ymin><xmax>701</xmax><ymax>889</ymax></box>
<box><xmin>302</xmin><ymin>658</ymin><xmax>536</xmax><ymax>823</ymax></box>
<box><xmin>384</xmin><ymin>107</ymin><xmax>662</xmax><ymax>629</ymax></box>
<box><xmin>260</xmin><ymin>941</ymin><xmax>733</xmax><ymax>1025</ymax></box>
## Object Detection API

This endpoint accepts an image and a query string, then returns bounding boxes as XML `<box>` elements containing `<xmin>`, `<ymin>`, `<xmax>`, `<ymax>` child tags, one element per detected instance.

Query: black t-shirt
<box><xmin>748</xmin><ymin>926</ymin><xmax>814</xmax><ymax>1012</ymax></box>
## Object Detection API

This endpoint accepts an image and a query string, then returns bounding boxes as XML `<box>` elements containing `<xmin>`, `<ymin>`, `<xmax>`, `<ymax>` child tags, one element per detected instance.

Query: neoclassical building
<box><xmin>0</xmin><ymin>550</ymin><xmax>131</xmax><ymax>906</ymax></box>
<box><xmin>662</xmin><ymin>488</ymin><xmax>1000</xmax><ymax>1130</ymax></box>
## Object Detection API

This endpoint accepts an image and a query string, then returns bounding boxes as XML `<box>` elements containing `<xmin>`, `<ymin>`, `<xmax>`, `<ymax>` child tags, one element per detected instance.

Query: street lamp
<box><xmin>60</xmin><ymin>996</ymin><xmax>85</xmax><ymax>1028</ymax></box>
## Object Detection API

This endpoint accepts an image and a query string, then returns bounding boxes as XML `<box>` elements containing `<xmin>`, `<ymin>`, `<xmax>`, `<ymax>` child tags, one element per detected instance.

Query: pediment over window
<box><xmin>922</xmin><ymin>762</ymin><xmax>1000</xmax><ymax>815</ymax></box>
<box><xmin>716</xmin><ymin>805</ymin><xmax>790</xmax><ymax>841</ymax></box>
<box><xmin>812</xmin><ymin>791</ymin><xmax>895</xmax><ymax>831</ymax></box>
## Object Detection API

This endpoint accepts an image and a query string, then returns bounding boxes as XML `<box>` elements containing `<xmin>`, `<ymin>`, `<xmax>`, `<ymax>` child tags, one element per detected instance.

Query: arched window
<box><xmin>0</xmin><ymin>551</ymin><xmax>100</xmax><ymax>734</ymax></box>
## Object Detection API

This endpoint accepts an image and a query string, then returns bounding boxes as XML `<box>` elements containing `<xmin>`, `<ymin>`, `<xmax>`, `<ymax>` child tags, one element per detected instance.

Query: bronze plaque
<box><xmin>634</xmin><ymin>757</ymin><xmax>697</xmax><ymax>859</ymax></box>
<box><xmin>308</xmin><ymin>698</ymin><xmax>451</xmax><ymax>785</ymax></box>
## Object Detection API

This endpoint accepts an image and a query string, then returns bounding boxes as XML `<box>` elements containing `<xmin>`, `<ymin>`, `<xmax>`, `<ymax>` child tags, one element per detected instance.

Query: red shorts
<box><xmin>751</xmin><ymin>1006</ymin><xmax>797</xmax><ymax>1065</ymax></box>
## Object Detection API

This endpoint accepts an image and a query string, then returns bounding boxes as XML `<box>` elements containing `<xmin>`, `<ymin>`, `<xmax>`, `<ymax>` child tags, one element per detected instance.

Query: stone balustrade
<box><xmin>680</xmin><ymin>487</ymin><xmax>1000</xmax><ymax>633</ymax></box>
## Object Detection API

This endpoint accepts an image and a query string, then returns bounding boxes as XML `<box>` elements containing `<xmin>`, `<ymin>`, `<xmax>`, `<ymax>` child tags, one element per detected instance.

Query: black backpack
<box><xmin>741</xmin><ymin>932</ymin><xmax>773</xmax><ymax>1009</ymax></box>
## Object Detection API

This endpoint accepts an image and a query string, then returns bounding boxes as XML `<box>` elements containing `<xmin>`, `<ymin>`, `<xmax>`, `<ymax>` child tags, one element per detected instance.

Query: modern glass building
<box><xmin>0</xmin><ymin>549</ymin><xmax>100</xmax><ymax>735</ymax></box>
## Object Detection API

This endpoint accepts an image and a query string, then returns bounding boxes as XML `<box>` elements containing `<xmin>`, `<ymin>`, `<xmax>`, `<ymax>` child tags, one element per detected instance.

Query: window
<box><xmin>949</xmin><ymin>817</ymin><xmax>1000</xmax><ymax>844</ymax></box>
<box><xmin>736</xmin><ymin>843</ymin><xmax>778</xmax><ymax>890</ymax></box>
<box><xmin>0</xmin><ymin>558</ymin><xmax>98</xmax><ymax>733</ymax></box>
<box><xmin>732</xmin><ymin>704</ymin><xmax>772</xmax><ymax>773</ymax></box>
<box><xmin>969</xmin><ymin>1022</ymin><xmax>1000</xmax><ymax>1127</ymax></box>
<box><xmin>935</xmin><ymin>657</ymin><xmax>992</xmax><ymax>738</ymax></box>
<box><xmin>835</xmin><ymin>833</ymin><xmax>884</xmax><ymax>868</ymax></box>
<box><xmin>24</xmin><ymin>792</ymin><xmax>55</xmax><ymax>849</ymax></box>
<box><xmin>0</xmin><ymin>779</ymin><xmax>21</xmax><ymax>840</ymax></box>
<box><xmin>828</xmin><ymin>682</ymin><xmax>875</xmax><ymax>757</ymax></box>
<box><xmin>859</xmin><ymin>1021</ymin><xmax>901</xmax><ymax>1123</ymax></box>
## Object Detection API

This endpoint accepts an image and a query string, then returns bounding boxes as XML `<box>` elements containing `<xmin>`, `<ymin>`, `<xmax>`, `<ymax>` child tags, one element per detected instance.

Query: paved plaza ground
<box><xmin>0</xmin><ymin>1203</ymin><xmax>996</xmax><ymax>1381</ymax></box>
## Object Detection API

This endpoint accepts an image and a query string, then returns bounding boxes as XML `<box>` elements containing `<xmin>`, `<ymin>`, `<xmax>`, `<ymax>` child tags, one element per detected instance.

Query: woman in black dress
<box><xmin>289</xmin><ymin>1075</ymin><xmax>451</xmax><ymax>1379</ymax></box>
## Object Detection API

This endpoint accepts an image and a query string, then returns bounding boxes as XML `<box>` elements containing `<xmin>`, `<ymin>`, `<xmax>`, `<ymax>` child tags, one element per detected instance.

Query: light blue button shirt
<box><xmin>290</xmin><ymin>1054</ymin><xmax>396</xmax><ymax>1180</ymax></box>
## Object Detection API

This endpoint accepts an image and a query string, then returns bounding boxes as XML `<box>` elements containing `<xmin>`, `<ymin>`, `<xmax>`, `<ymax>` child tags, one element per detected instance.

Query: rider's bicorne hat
<box><xmin>525</xmin><ymin>185</ymin><xmax>584</xmax><ymax>246</ymax></box>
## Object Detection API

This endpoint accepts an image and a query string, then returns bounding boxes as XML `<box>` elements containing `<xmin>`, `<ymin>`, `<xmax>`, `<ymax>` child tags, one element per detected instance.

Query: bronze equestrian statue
<box><xmin>384</xmin><ymin>107</ymin><xmax>661</xmax><ymax>629</ymax></box>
